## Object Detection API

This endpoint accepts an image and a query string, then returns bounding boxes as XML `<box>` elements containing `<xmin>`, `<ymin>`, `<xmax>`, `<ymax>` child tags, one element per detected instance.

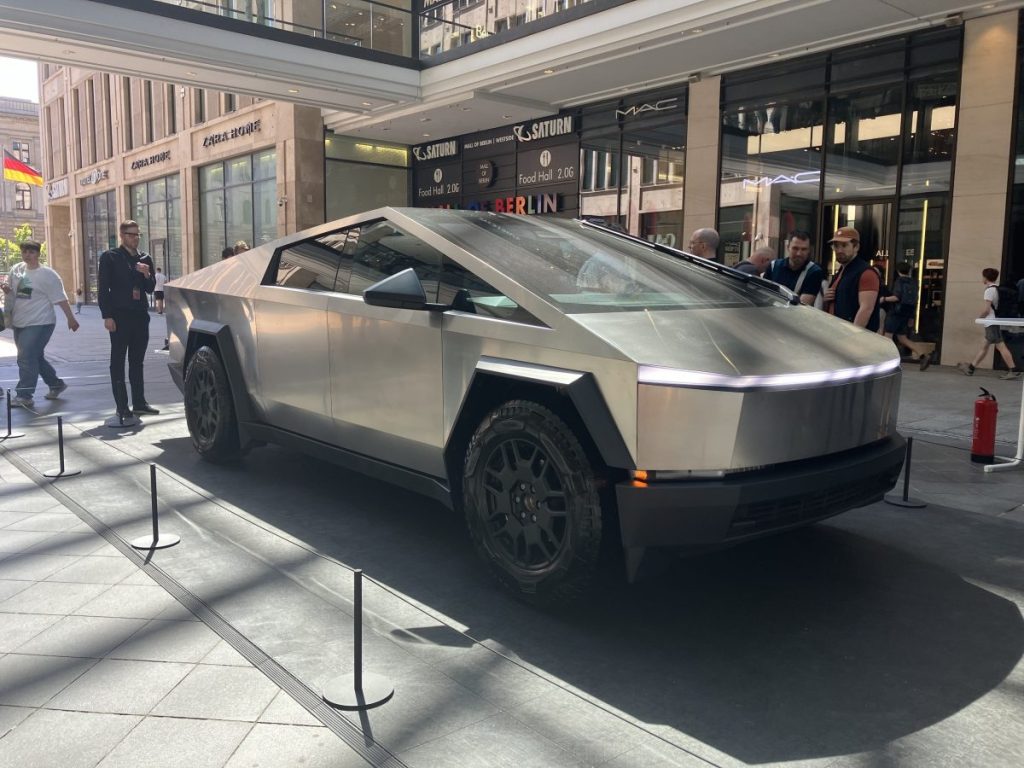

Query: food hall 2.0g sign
<box><xmin>517</xmin><ymin>144</ymin><xmax>577</xmax><ymax>188</ymax></box>
<box><xmin>416</xmin><ymin>162</ymin><xmax>461</xmax><ymax>201</ymax></box>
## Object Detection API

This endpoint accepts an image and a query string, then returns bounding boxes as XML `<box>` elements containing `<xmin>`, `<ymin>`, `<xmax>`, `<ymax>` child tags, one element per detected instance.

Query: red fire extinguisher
<box><xmin>971</xmin><ymin>388</ymin><xmax>998</xmax><ymax>464</ymax></box>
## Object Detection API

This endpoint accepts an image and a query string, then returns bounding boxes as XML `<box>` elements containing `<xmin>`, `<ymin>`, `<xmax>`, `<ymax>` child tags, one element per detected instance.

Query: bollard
<box><xmin>43</xmin><ymin>417</ymin><xmax>81</xmax><ymax>478</ymax></box>
<box><xmin>884</xmin><ymin>436</ymin><xmax>926</xmax><ymax>508</ymax></box>
<box><xmin>322</xmin><ymin>569</ymin><xmax>394</xmax><ymax>711</ymax></box>
<box><xmin>131</xmin><ymin>464</ymin><xmax>180</xmax><ymax>550</ymax></box>
<box><xmin>0</xmin><ymin>390</ymin><xmax>25</xmax><ymax>441</ymax></box>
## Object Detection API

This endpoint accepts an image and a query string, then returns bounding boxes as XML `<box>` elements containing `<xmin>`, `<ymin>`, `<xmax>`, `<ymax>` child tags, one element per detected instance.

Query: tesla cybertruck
<box><xmin>166</xmin><ymin>208</ymin><xmax>904</xmax><ymax>603</ymax></box>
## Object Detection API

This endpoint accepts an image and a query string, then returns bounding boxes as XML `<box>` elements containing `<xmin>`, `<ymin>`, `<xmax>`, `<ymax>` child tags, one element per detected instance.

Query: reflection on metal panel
<box><xmin>327</xmin><ymin>293</ymin><xmax>444</xmax><ymax>476</ymax></box>
<box><xmin>637</xmin><ymin>372</ymin><xmax>900</xmax><ymax>471</ymax></box>
<box><xmin>254</xmin><ymin>286</ymin><xmax>332</xmax><ymax>441</ymax></box>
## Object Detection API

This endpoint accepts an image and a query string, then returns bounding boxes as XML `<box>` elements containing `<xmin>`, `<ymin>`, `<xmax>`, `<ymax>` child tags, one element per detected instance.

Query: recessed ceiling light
<box><xmin>543</xmin><ymin>68</ymin><xmax>554</xmax><ymax>74</ymax></box>
<box><xmin>422</xmin><ymin>133</ymin><xmax>431</xmax><ymax>137</ymax></box>
<box><xmin>420</xmin><ymin>117</ymin><xmax>431</xmax><ymax>122</ymax></box>
<box><xmin>361</xmin><ymin>101</ymin><xmax>372</xmax><ymax>106</ymax></box>
<box><xmin>287</xmin><ymin>88</ymin><xmax>299</xmax><ymax>93</ymax></box>
<box><xmin>769</xmin><ymin>53</ymin><xmax>780</xmax><ymax>58</ymax></box>
<box><xmin>502</xmin><ymin>114</ymin><xmax>512</xmax><ymax>119</ymax></box>
<box><xmin>186</xmin><ymin>71</ymin><xmax>196</xmax><ymax>76</ymax></box>
<box><xmin>692</xmin><ymin>28</ymin><xmax>703</xmax><ymax>33</ymax></box>
<box><xmin>982</xmin><ymin>3</ymin><xmax>996</xmax><ymax>8</ymax></box>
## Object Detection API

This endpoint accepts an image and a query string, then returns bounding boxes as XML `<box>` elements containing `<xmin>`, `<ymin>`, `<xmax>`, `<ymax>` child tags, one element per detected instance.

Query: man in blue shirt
<box><xmin>766</xmin><ymin>230</ymin><xmax>824</xmax><ymax>305</ymax></box>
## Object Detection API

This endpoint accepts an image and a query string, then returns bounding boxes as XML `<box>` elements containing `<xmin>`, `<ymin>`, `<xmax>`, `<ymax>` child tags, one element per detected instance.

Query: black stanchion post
<box><xmin>131</xmin><ymin>464</ymin><xmax>180</xmax><ymax>550</ymax></box>
<box><xmin>1</xmin><ymin>390</ymin><xmax>25</xmax><ymax>441</ymax></box>
<box><xmin>322</xmin><ymin>569</ymin><xmax>394</xmax><ymax>711</ymax></box>
<box><xmin>43</xmin><ymin>417</ymin><xmax>80</xmax><ymax>478</ymax></box>
<box><xmin>885</xmin><ymin>436</ymin><xmax>926</xmax><ymax>508</ymax></box>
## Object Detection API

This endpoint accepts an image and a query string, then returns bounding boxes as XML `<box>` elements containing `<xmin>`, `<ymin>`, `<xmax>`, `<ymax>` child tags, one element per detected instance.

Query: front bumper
<box><xmin>616</xmin><ymin>436</ymin><xmax>906</xmax><ymax>548</ymax></box>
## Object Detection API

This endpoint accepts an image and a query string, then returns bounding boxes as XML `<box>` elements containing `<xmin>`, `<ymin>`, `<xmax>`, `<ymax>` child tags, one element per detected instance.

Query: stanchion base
<box><xmin>43</xmin><ymin>468</ymin><xmax>81</xmax><ymax>478</ymax></box>
<box><xmin>983</xmin><ymin>458</ymin><xmax>1023</xmax><ymax>473</ymax></box>
<box><xmin>884</xmin><ymin>493</ymin><xmax>927</xmax><ymax>508</ymax></box>
<box><xmin>322</xmin><ymin>673</ymin><xmax>394</xmax><ymax>711</ymax></box>
<box><xmin>0</xmin><ymin>432</ymin><xmax>25</xmax><ymax>440</ymax></box>
<box><xmin>130</xmin><ymin>534</ymin><xmax>180</xmax><ymax>550</ymax></box>
<box><xmin>106</xmin><ymin>414</ymin><xmax>140</xmax><ymax>428</ymax></box>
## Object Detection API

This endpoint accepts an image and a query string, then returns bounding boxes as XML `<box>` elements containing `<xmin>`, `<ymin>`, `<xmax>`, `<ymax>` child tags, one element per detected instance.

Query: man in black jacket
<box><xmin>98</xmin><ymin>220</ymin><xmax>158</xmax><ymax>423</ymax></box>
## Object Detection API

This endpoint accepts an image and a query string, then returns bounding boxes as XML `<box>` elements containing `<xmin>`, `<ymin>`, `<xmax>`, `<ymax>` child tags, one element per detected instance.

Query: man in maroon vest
<box><xmin>822</xmin><ymin>226</ymin><xmax>880</xmax><ymax>331</ymax></box>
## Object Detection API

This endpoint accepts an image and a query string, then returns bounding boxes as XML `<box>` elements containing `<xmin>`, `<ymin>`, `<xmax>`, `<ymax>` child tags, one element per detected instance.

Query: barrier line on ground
<box><xmin>0</xmin><ymin>441</ymin><xmax>410</xmax><ymax>768</ymax></box>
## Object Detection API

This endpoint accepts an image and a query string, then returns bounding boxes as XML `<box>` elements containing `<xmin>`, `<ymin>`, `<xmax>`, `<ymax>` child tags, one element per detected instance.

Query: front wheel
<box><xmin>184</xmin><ymin>345</ymin><xmax>240</xmax><ymax>463</ymax></box>
<box><xmin>463</xmin><ymin>400</ymin><xmax>607</xmax><ymax>605</ymax></box>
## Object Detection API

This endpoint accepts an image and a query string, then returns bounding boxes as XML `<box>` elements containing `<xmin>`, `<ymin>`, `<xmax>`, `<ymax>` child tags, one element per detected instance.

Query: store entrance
<box><xmin>821</xmin><ymin>200</ymin><xmax>893</xmax><ymax>280</ymax></box>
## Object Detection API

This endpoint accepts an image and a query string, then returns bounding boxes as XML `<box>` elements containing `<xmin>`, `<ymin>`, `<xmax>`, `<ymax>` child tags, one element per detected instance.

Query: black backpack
<box><xmin>994</xmin><ymin>285</ymin><xmax>1021</xmax><ymax>318</ymax></box>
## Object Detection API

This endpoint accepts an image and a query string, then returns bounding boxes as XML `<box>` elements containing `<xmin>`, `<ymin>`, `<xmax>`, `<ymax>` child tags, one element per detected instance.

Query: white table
<box><xmin>975</xmin><ymin>317</ymin><xmax>1024</xmax><ymax>472</ymax></box>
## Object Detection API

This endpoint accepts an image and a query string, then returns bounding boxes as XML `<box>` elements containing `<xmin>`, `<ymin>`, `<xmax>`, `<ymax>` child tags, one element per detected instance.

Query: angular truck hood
<box><xmin>569</xmin><ymin>304</ymin><xmax>897</xmax><ymax>376</ymax></box>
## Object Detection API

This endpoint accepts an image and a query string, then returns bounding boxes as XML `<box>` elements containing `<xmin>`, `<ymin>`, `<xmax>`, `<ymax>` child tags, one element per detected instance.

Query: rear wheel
<box><xmin>463</xmin><ymin>400</ymin><xmax>606</xmax><ymax>605</ymax></box>
<box><xmin>184</xmin><ymin>345</ymin><xmax>240</xmax><ymax>462</ymax></box>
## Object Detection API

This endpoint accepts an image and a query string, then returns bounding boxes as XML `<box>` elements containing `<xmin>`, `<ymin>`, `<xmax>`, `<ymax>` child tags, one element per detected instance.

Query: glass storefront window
<box><xmin>720</xmin><ymin>99</ymin><xmax>825</xmax><ymax>261</ymax></box>
<box><xmin>199</xmin><ymin>149</ymin><xmax>277</xmax><ymax>266</ymax></box>
<box><xmin>900</xmin><ymin>78</ymin><xmax>957</xmax><ymax>196</ymax></box>
<box><xmin>131</xmin><ymin>173</ymin><xmax>182</xmax><ymax>278</ymax></box>
<box><xmin>325</xmin><ymin>135</ymin><xmax>409</xmax><ymax>221</ymax></box>
<box><xmin>824</xmin><ymin>87</ymin><xmax>904</xmax><ymax>202</ymax></box>
<box><xmin>80</xmin><ymin>190</ymin><xmax>117</xmax><ymax>303</ymax></box>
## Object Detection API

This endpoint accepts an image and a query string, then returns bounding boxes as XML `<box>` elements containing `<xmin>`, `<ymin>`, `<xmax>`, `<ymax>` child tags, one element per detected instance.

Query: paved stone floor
<box><xmin>0</xmin><ymin>308</ymin><xmax>1022</xmax><ymax>767</ymax></box>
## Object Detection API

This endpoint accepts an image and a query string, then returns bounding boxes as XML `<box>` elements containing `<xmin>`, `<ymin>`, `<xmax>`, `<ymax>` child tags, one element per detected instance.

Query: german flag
<box><xmin>3</xmin><ymin>150</ymin><xmax>43</xmax><ymax>186</ymax></box>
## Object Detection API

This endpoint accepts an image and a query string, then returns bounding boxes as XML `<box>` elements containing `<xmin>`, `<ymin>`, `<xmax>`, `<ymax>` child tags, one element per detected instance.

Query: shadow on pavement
<box><xmin>144</xmin><ymin>436</ymin><xmax>1024</xmax><ymax>764</ymax></box>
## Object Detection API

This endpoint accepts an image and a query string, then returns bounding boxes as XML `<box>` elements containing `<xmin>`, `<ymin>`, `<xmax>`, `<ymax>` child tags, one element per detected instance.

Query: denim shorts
<box><xmin>985</xmin><ymin>325</ymin><xmax>1005</xmax><ymax>344</ymax></box>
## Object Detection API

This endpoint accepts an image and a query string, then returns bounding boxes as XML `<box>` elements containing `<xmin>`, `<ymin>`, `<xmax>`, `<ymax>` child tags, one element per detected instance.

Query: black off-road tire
<box><xmin>184</xmin><ymin>345</ymin><xmax>241</xmax><ymax>463</ymax></box>
<box><xmin>463</xmin><ymin>400</ymin><xmax>606</xmax><ymax>605</ymax></box>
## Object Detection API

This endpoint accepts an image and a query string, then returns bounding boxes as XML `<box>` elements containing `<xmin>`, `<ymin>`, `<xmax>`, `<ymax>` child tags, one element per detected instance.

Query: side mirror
<box><xmin>363</xmin><ymin>268</ymin><xmax>447</xmax><ymax>311</ymax></box>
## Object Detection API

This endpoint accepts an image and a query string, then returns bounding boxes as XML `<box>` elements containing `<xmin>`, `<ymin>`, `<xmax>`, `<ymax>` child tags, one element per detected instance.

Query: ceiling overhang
<box><xmin>1</xmin><ymin>0</ymin><xmax>1022</xmax><ymax>146</ymax></box>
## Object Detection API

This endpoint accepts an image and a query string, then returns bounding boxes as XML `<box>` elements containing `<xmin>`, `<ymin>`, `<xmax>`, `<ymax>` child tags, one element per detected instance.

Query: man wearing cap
<box><xmin>1</xmin><ymin>240</ymin><xmax>79</xmax><ymax>408</ymax></box>
<box><xmin>822</xmin><ymin>226</ymin><xmax>881</xmax><ymax>331</ymax></box>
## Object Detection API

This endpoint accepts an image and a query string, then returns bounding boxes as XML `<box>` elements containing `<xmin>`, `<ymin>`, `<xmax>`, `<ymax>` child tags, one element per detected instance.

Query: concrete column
<box><xmin>942</xmin><ymin>12</ymin><xmax>1018</xmax><ymax>366</ymax></box>
<box><xmin>683</xmin><ymin>75</ymin><xmax>721</xmax><ymax>250</ymax></box>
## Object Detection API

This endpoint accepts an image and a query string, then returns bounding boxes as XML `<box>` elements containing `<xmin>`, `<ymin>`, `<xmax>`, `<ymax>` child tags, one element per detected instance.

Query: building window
<box><xmin>199</xmin><ymin>149</ymin><xmax>277</xmax><ymax>267</ymax></box>
<box><xmin>11</xmin><ymin>140</ymin><xmax>30</xmax><ymax>163</ymax></box>
<box><xmin>325</xmin><ymin>134</ymin><xmax>409</xmax><ymax>220</ymax></box>
<box><xmin>102</xmin><ymin>75</ymin><xmax>113</xmax><ymax>158</ymax></box>
<box><xmin>80</xmin><ymin>190</ymin><xmax>117</xmax><ymax>303</ymax></box>
<box><xmin>224</xmin><ymin>93</ymin><xmax>236</xmax><ymax>114</ymax></box>
<box><xmin>14</xmin><ymin>183</ymin><xmax>31</xmax><ymax>210</ymax></box>
<box><xmin>123</xmin><ymin>76</ymin><xmax>134</xmax><ymax>151</ymax></box>
<box><xmin>194</xmin><ymin>88</ymin><xmax>206</xmax><ymax>125</ymax></box>
<box><xmin>144</xmin><ymin>81</ymin><xmax>154</xmax><ymax>144</ymax></box>
<box><xmin>131</xmin><ymin>174</ymin><xmax>182</xmax><ymax>278</ymax></box>
<box><xmin>167</xmin><ymin>84</ymin><xmax>177</xmax><ymax>135</ymax></box>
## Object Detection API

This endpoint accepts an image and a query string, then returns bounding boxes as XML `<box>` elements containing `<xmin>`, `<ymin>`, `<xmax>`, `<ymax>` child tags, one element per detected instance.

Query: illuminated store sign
<box><xmin>742</xmin><ymin>170</ymin><xmax>820</xmax><ymax>189</ymax></box>
<box><xmin>80</xmin><ymin>168</ymin><xmax>109</xmax><ymax>186</ymax></box>
<box><xmin>616</xmin><ymin>98</ymin><xmax>679</xmax><ymax>119</ymax></box>
<box><xmin>202</xmin><ymin>119</ymin><xmax>262</xmax><ymax>148</ymax></box>
<box><xmin>131</xmin><ymin>150</ymin><xmax>171</xmax><ymax>170</ymax></box>
<box><xmin>513</xmin><ymin>115</ymin><xmax>574</xmax><ymax>143</ymax></box>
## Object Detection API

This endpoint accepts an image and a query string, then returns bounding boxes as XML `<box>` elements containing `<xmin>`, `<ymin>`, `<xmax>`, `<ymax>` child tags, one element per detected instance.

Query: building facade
<box><xmin>0</xmin><ymin>96</ymin><xmax>45</xmax><ymax>262</ymax></box>
<box><xmin>38</xmin><ymin>66</ymin><xmax>327</xmax><ymax>302</ymax></box>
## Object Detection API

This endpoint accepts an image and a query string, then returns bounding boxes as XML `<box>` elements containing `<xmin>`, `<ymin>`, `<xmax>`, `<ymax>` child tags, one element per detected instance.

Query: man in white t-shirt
<box><xmin>153</xmin><ymin>267</ymin><xmax>168</xmax><ymax>314</ymax></box>
<box><xmin>958</xmin><ymin>267</ymin><xmax>1021</xmax><ymax>380</ymax></box>
<box><xmin>1</xmin><ymin>241</ymin><xmax>80</xmax><ymax>407</ymax></box>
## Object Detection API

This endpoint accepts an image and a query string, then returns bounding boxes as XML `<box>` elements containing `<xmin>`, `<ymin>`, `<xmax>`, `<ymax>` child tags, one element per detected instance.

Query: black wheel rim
<box><xmin>478</xmin><ymin>436</ymin><xmax>569</xmax><ymax>573</ymax></box>
<box><xmin>187</xmin><ymin>366</ymin><xmax>220</xmax><ymax>445</ymax></box>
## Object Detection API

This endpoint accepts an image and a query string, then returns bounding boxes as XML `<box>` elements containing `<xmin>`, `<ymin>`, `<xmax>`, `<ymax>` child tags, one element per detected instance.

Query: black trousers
<box><xmin>108</xmin><ymin>310</ymin><xmax>150</xmax><ymax>413</ymax></box>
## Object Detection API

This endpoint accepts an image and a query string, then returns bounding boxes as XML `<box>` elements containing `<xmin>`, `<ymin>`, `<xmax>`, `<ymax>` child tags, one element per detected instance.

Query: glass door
<box><xmin>821</xmin><ymin>200</ymin><xmax>893</xmax><ymax>280</ymax></box>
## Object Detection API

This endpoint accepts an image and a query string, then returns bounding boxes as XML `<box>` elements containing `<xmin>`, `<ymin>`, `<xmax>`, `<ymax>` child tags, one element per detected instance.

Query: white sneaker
<box><xmin>44</xmin><ymin>382</ymin><xmax>68</xmax><ymax>400</ymax></box>
<box><xmin>999</xmin><ymin>370</ymin><xmax>1022</xmax><ymax>380</ymax></box>
<box><xmin>11</xmin><ymin>395</ymin><xmax>33</xmax><ymax>408</ymax></box>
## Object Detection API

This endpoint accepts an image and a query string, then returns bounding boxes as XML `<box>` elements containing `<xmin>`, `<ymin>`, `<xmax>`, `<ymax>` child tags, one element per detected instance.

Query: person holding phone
<box><xmin>97</xmin><ymin>220</ymin><xmax>158</xmax><ymax>423</ymax></box>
